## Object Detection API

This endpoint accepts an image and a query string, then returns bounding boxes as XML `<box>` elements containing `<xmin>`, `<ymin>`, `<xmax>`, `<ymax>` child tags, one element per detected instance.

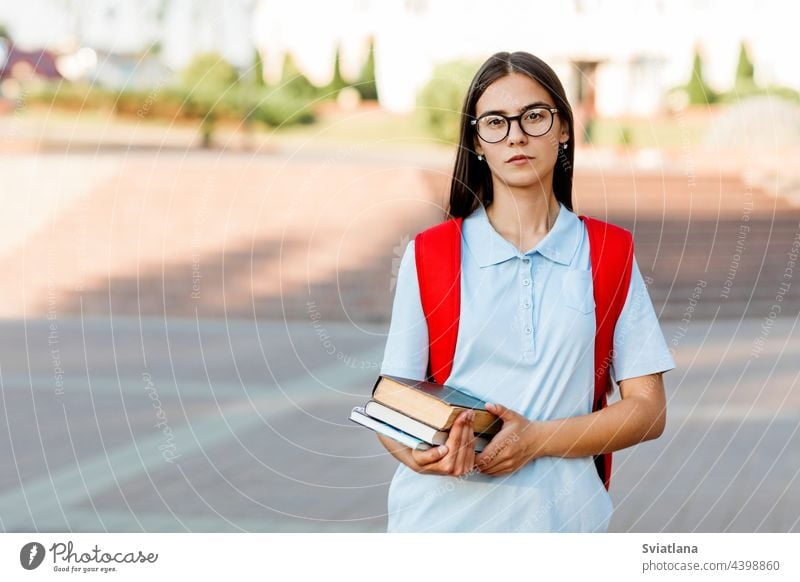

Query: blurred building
<box><xmin>253</xmin><ymin>0</ymin><xmax>800</xmax><ymax>115</ymax></box>
<box><xmin>0</xmin><ymin>0</ymin><xmax>797</xmax><ymax>114</ymax></box>
<box><xmin>0</xmin><ymin>38</ymin><xmax>62</xmax><ymax>82</ymax></box>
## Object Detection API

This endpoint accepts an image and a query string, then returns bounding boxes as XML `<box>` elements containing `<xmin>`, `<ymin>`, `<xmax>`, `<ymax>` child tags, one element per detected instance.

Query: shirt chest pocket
<box><xmin>562</xmin><ymin>269</ymin><xmax>596</xmax><ymax>314</ymax></box>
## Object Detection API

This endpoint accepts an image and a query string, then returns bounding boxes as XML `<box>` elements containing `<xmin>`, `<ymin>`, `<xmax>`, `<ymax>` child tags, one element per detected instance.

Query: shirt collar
<box><xmin>463</xmin><ymin>201</ymin><xmax>580</xmax><ymax>268</ymax></box>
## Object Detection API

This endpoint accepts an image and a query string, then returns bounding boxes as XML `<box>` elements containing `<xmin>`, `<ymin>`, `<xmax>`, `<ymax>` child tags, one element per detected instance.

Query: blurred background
<box><xmin>0</xmin><ymin>0</ymin><xmax>798</xmax><ymax>533</ymax></box>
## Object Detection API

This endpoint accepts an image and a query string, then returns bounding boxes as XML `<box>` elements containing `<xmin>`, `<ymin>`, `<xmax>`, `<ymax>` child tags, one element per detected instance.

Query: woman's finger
<box><xmin>457</xmin><ymin>411</ymin><xmax>471</xmax><ymax>474</ymax></box>
<box><xmin>461</xmin><ymin>410</ymin><xmax>477</xmax><ymax>475</ymax></box>
<box><xmin>465</xmin><ymin>414</ymin><xmax>477</xmax><ymax>474</ymax></box>
<box><xmin>411</xmin><ymin>443</ymin><xmax>449</xmax><ymax>469</ymax></box>
<box><xmin>482</xmin><ymin>460</ymin><xmax>513</xmax><ymax>476</ymax></box>
<box><xmin>446</xmin><ymin>411</ymin><xmax>466</xmax><ymax>448</ymax></box>
<box><xmin>450</xmin><ymin>410</ymin><xmax>469</xmax><ymax>475</ymax></box>
<box><xmin>464</xmin><ymin>411</ymin><xmax>475</xmax><ymax>474</ymax></box>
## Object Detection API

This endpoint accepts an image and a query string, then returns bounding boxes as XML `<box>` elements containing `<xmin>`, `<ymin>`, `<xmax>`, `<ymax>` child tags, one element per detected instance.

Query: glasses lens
<box><xmin>476</xmin><ymin>108</ymin><xmax>555</xmax><ymax>142</ymax></box>
<box><xmin>521</xmin><ymin>108</ymin><xmax>553</xmax><ymax>137</ymax></box>
<box><xmin>476</xmin><ymin>115</ymin><xmax>508</xmax><ymax>143</ymax></box>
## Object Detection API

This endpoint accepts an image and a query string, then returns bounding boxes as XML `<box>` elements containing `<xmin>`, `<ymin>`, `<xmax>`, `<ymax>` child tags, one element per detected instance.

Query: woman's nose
<box><xmin>507</xmin><ymin>119</ymin><xmax>528</xmax><ymax>144</ymax></box>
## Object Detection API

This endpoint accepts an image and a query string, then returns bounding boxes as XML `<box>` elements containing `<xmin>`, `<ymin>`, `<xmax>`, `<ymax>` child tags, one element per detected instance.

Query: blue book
<box><xmin>349</xmin><ymin>406</ymin><xmax>431</xmax><ymax>451</ymax></box>
<box><xmin>364</xmin><ymin>400</ymin><xmax>488</xmax><ymax>452</ymax></box>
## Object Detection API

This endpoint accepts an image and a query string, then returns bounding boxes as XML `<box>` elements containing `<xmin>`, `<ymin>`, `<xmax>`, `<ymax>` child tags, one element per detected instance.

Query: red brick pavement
<box><xmin>1</xmin><ymin>151</ymin><xmax>797</xmax><ymax>323</ymax></box>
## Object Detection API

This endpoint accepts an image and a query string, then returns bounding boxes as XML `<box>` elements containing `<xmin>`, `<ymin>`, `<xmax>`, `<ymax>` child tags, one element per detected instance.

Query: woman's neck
<box><xmin>485</xmin><ymin>187</ymin><xmax>560</xmax><ymax>252</ymax></box>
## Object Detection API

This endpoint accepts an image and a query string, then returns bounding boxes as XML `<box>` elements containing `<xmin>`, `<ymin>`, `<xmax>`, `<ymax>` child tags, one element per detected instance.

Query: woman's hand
<box><xmin>408</xmin><ymin>409</ymin><xmax>476</xmax><ymax>476</ymax></box>
<box><xmin>474</xmin><ymin>402</ymin><xmax>541</xmax><ymax>476</ymax></box>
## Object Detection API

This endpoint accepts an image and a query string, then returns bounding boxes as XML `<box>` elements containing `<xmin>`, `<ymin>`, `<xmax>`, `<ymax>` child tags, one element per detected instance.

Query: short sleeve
<box><xmin>379</xmin><ymin>239</ymin><xmax>429</xmax><ymax>380</ymax></box>
<box><xmin>610</xmin><ymin>253</ymin><xmax>676</xmax><ymax>383</ymax></box>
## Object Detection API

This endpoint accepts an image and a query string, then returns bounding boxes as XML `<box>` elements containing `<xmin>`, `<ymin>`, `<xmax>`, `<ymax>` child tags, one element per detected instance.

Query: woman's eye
<box><xmin>525</xmin><ymin>110</ymin><xmax>543</xmax><ymax>121</ymax></box>
<box><xmin>486</xmin><ymin>118</ymin><xmax>504</xmax><ymax>127</ymax></box>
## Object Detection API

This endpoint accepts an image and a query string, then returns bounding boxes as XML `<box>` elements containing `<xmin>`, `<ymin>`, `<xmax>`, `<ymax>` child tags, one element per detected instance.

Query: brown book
<box><xmin>371</xmin><ymin>374</ymin><xmax>502</xmax><ymax>435</ymax></box>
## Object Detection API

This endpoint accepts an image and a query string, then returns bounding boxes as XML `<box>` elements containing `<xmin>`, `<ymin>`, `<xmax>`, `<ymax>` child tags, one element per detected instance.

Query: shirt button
<box><xmin>522</xmin><ymin>257</ymin><xmax>530</xmax><ymax>264</ymax></box>
<box><xmin>522</xmin><ymin>278</ymin><xmax>530</xmax><ymax>286</ymax></box>
<box><xmin>524</xmin><ymin>326</ymin><xmax>532</xmax><ymax>334</ymax></box>
<box><xmin>523</xmin><ymin>301</ymin><xmax>531</xmax><ymax>308</ymax></box>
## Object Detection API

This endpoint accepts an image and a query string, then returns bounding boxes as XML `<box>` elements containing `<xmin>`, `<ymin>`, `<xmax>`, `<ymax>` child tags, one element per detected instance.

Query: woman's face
<box><xmin>473</xmin><ymin>72</ymin><xmax>569</xmax><ymax>192</ymax></box>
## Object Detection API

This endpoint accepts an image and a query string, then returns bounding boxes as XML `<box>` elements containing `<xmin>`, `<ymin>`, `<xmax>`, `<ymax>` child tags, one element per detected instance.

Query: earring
<box><xmin>477</xmin><ymin>154</ymin><xmax>484</xmax><ymax>161</ymax></box>
<box><xmin>560</xmin><ymin>142</ymin><xmax>569</xmax><ymax>150</ymax></box>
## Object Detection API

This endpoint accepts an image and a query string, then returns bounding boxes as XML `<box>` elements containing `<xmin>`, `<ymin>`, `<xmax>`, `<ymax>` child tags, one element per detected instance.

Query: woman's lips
<box><xmin>507</xmin><ymin>156</ymin><xmax>534</xmax><ymax>165</ymax></box>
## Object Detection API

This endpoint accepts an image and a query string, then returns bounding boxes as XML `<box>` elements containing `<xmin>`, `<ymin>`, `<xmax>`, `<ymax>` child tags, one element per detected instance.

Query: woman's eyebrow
<box><xmin>477</xmin><ymin>101</ymin><xmax>552</xmax><ymax>116</ymax></box>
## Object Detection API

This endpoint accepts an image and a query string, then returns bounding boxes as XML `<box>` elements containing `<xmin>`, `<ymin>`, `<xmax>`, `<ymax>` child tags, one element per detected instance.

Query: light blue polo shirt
<box><xmin>379</xmin><ymin>201</ymin><xmax>676</xmax><ymax>532</ymax></box>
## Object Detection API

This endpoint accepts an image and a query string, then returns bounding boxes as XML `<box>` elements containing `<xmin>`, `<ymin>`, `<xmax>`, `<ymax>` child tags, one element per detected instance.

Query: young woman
<box><xmin>377</xmin><ymin>51</ymin><xmax>675</xmax><ymax>532</ymax></box>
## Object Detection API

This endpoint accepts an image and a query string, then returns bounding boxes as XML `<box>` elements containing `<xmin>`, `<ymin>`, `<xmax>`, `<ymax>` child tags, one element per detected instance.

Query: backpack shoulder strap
<box><xmin>414</xmin><ymin>217</ymin><xmax>463</xmax><ymax>385</ymax></box>
<box><xmin>579</xmin><ymin>215</ymin><xmax>634</xmax><ymax>490</ymax></box>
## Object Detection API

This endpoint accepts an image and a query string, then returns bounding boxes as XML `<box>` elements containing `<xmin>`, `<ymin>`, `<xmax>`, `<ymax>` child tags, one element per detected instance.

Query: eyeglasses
<box><xmin>471</xmin><ymin>106</ymin><xmax>559</xmax><ymax>143</ymax></box>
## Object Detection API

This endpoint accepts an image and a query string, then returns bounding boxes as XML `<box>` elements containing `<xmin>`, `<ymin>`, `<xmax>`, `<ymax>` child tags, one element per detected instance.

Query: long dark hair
<box><xmin>447</xmin><ymin>51</ymin><xmax>575</xmax><ymax>219</ymax></box>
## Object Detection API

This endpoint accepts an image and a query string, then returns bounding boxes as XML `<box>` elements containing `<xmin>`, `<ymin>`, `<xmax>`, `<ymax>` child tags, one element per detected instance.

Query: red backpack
<box><xmin>414</xmin><ymin>212</ymin><xmax>633</xmax><ymax>490</ymax></box>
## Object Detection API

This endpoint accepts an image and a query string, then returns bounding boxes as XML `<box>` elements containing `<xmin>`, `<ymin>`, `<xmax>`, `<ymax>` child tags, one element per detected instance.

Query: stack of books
<box><xmin>349</xmin><ymin>374</ymin><xmax>502</xmax><ymax>452</ymax></box>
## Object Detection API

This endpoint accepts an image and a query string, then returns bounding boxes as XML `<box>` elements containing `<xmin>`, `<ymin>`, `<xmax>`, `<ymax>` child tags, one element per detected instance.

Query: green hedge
<box><xmin>26</xmin><ymin>50</ymin><xmax>317</xmax><ymax>133</ymax></box>
<box><xmin>415</xmin><ymin>59</ymin><xmax>483</xmax><ymax>145</ymax></box>
<box><xmin>26</xmin><ymin>79</ymin><xmax>316</xmax><ymax>129</ymax></box>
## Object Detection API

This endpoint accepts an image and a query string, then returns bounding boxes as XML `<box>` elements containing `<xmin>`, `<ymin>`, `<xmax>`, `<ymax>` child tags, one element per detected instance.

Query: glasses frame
<box><xmin>470</xmin><ymin>106</ymin><xmax>559</xmax><ymax>143</ymax></box>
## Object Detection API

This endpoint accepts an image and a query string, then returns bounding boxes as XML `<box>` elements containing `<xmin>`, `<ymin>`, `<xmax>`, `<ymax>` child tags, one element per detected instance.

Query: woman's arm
<box><xmin>376</xmin><ymin>433</ymin><xmax>419</xmax><ymax>468</ymax></box>
<box><xmin>531</xmin><ymin>254</ymin><xmax>671</xmax><ymax>459</ymax></box>
<box><xmin>476</xmin><ymin>255</ymin><xmax>674</xmax><ymax>476</ymax></box>
<box><xmin>531</xmin><ymin>372</ymin><xmax>666</xmax><ymax>459</ymax></box>
<box><xmin>530</xmin><ymin>254</ymin><xmax>673</xmax><ymax>459</ymax></box>
<box><xmin>474</xmin><ymin>373</ymin><xmax>666</xmax><ymax>476</ymax></box>
<box><xmin>379</xmin><ymin>239</ymin><xmax>430</xmax><ymax>380</ymax></box>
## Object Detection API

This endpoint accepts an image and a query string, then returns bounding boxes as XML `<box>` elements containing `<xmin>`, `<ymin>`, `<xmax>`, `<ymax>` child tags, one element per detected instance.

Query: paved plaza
<box><xmin>0</xmin><ymin>314</ymin><xmax>797</xmax><ymax>533</ymax></box>
<box><xmin>1</xmin><ymin>117</ymin><xmax>798</xmax><ymax>532</ymax></box>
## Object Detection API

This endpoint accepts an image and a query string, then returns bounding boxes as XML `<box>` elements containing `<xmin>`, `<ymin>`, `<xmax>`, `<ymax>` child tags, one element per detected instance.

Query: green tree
<box><xmin>280</xmin><ymin>52</ymin><xmax>317</xmax><ymax>100</ymax></box>
<box><xmin>618</xmin><ymin>124</ymin><xmax>633</xmax><ymax>148</ymax></box>
<box><xmin>236</xmin><ymin>52</ymin><xmax>317</xmax><ymax>130</ymax></box>
<box><xmin>181</xmin><ymin>52</ymin><xmax>239</xmax><ymax>91</ymax></box>
<box><xmin>355</xmin><ymin>37</ymin><xmax>378</xmax><ymax>101</ymax></box>
<box><xmin>416</xmin><ymin>59</ymin><xmax>483</xmax><ymax>144</ymax></box>
<box><xmin>686</xmin><ymin>49</ymin><xmax>716</xmax><ymax>105</ymax></box>
<box><xmin>180</xmin><ymin>52</ymin><xmax>240</xmax><ymax>148</ymax></box>
<box><xmin>253</xmin><ymin>48</ymin><xmax>266</xmax><ymax>87</ymax></box>
<box><xmin>717</xmin><ymin>41</ymin><xmax>800</xmax><ymax>103</ymax></box>
<box><xmin>734</xmin><ymin>41</ymin><xmax>756</xmax><ymax>93</ymax></box>
<box><xmin>324</xmin><ymin>44</ymin><xmax>348</xmax><ymax>98</ymax></box>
